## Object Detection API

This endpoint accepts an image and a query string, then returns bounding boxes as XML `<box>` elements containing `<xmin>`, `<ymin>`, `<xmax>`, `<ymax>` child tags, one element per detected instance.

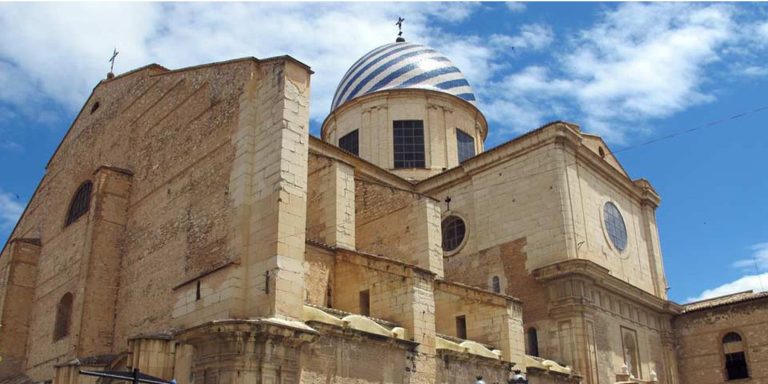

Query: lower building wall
<box><xmin>435</xmin><ymin>352</ymin><xmax>510</xmax><ymax>384</ymax></box>
<box><xmin>675</xmin><ymin>299</ymin><xmax>768</xmax><ymax>384</ymax></box>
<box><xmin>300</xmin><ymin>325</ymin><xmax>412</xmax><ymax>383</ymax></box>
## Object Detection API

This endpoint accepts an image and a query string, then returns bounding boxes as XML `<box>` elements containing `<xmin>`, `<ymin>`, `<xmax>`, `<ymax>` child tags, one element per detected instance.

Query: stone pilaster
<box><xmin>229</xmin><ymin>59</ymin><xmax>311</xmax><ymax>321</ymax></box>
<box><xmin>128</xmin><ymin>336</ymin><xmax>176</xmax><ymax>381</ymax></box>
<box><xmin>0</xmin><ymin>238</ymin><xmax>40</xmax><ymax>378</ymax></box>
<box><xmin>76</xmin><ymin>166</ymin><xmax>132</xmax><ymax>357</ymax></box>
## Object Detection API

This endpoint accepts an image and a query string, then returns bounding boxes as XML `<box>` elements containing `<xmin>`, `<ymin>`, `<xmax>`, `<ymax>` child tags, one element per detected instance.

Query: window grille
<box><xmin>457</xmin><ymin>129</ymin><xmax>476</xmax><ymax>163</ymax></box>
<box><xmin>393</xmin><ymin>120</ymin><xmax>425</xmax><ymax>168</ymax></box>
<box><xmin>66</xmin><ymin>181</ymin><xmax>92</xmax><ymax>226</ymax></box>
<box><xmin>604</xmin><ymin>202</ymin><xmax>627</xmax><ymax>251</ymax></box>
<box><xmin>339</xmin><ymin>130</ymin><xmax>359</xmax><ymax>156</ymax></box>
<box><xmin>441</xmin><ymin>216</ymin><xmax>466</xmax><ymax>252</ymax></box>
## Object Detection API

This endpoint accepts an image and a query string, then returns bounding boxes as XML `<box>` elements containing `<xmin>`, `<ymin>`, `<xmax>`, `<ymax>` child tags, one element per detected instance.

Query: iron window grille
<box><xmin>457</xmin><ymin>129</ymin><xmax>476</xmax><ymax>163</ymax></box>
<box><xmin>339</xmin><ymin>129</ymin><xmax>359</xmax><ymax>156</ymax></box>
<box><xmin>393</xmin><ymin>120</ymin><xmax>426</xmax><ymax>168</ymax></box>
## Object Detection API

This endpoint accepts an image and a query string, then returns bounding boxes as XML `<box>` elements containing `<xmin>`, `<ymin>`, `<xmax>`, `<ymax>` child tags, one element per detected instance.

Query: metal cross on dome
<box><xmin>109</xmin><ymin>48</ymin><xmax>119</xmax><ymax>74</ymax></box>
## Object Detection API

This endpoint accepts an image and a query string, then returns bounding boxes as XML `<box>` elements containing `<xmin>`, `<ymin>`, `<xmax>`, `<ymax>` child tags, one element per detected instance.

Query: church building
<box><xmin>1</xmin><ymin>33</ymin><xmax>766</xmax><ymax>384</ymax></box>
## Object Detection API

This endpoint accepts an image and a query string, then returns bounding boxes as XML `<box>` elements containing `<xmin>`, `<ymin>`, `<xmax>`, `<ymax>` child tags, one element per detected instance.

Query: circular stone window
<box><xmin>442</xmin><ymin>216</ymin><xmax>466</xmax><ymax>253</ymax></box>
<box><xmin>603</xmin><ymin>202</ymin><xmax>627</xmax><ymax>251</ymax></box>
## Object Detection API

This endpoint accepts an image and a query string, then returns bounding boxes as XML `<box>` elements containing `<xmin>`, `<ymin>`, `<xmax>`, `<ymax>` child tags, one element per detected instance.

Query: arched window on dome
<box><xmin>526</xmin><ymin>327</ymin><xmax>539</xmax><ymax>357</ymax></box>
<box><xmin>54</xmin><ymin>293</ymin><xmax>73</xmax><ymax>341</ymax></box>
<box><xmin>723</xmin><ymin>332</ymin><xmax>749</xmax><ymax>380</ymax></box>
<box><xmin>65</xmin><ymin>181</ymin><xmax>92</xmax><ymax>226</ymax></box>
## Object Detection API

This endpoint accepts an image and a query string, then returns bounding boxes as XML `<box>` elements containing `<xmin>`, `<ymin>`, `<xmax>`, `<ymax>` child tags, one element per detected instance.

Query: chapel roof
<box><xmin>682</xmin><ymin>290</ymin><xmax>768</xmax><ymax>313</ymax></box>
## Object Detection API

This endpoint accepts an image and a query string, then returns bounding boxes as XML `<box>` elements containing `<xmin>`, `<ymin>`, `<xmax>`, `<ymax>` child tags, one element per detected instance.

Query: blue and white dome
<box><xmin>330</xmin><ymin>42</ymin><xmax>476</xmax><ymax>111</ymax></box>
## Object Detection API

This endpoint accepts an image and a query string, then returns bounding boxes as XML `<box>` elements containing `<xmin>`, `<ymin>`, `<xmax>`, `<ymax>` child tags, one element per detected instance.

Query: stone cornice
<box><xmin>176</xmin><ymin>318</ymin><xmax>319</xmax><ymax>347</ymax></box>
<box><xmin>435</xmin><ymin>279</ymin><xmax>523</xmax><ymax>306</ymax></box>
<box><xmin>532</xmin><ymin>259</ymin><xmax>682</xmax><ymax>315</ymax></box>
<box><xmin>335</xmin><ymin>247</ymin><xmax>437</xmax><ymax>280</ymax></box>
<box><xmin>416</xmin><ymin>121</ymin><xmax>580</xmax><ymax>194</ymax></box>
<box><xmin>416</xmin><ymin>121</ymin><xmax>660</xmax><ymax>208</ymax></box>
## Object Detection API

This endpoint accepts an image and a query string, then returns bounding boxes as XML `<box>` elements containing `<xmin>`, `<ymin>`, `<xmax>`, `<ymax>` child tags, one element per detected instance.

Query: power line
<box><xmin>612</xmin><ymin>103</ymin><xmax>768</xmax><ymax>154</ymax></box>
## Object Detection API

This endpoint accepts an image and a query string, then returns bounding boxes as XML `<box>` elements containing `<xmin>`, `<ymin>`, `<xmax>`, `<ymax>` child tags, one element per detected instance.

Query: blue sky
<box><xmin>0</xmin><ymin>2</ymin><xmax>766</xmax><ymax>303</ymax></box>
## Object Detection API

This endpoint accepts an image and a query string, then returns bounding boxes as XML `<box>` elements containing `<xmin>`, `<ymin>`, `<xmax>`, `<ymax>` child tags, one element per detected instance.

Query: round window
<box><xmin>603</xmin><ymin>202</ymin><xmax>627</xmax><ymax>251</ymax></box>
<box><xmin>441</xmin><ymin>216</ymin><xmax>466</xmax><ymax>252</ymax></box>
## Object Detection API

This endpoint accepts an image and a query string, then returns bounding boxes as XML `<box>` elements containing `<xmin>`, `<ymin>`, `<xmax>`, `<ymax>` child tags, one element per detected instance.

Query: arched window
<box><xmin>526</xmin><ymin>327</ymin><xmax>539</xmax><ymax>357</ymax></box>
<box><xmin>491</xmin><ymin>276</ymin><xmax>501</xmax><ymax>294</ymax></box>
<box><xmin>66</xmin><ymin>181</ymin><xmax>93</xmax><ymax>226</ymax></box>
<box><xmin>723</xmin><ymin>332</ymin><xmax>749</xmax><ymax>380</ymax></box>
<box><xmin>54</xmin><ymin>293</ymin><xmax>73</xmax><ymax>340</ymax></box>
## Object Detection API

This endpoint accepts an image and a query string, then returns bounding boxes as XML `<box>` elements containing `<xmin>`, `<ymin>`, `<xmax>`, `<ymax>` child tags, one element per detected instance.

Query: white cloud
<box><xmin>490</xmin><ymin>24</ymin><xmax>555</xmax><ymax>51</ymax></box>
<box><xmin>0</xmin><ymin>2</ymin><xmax>764</xmax><ymax>145</ymax></box>
<box><xmin>0</xmin><ymin>2</ymin><xmax>482</xmax><ymax>126</ymax></box>
<box><xmin>739</xmin><ymin>66</ymin><xmax>768</xmax><ymax>76</ymax></box>
<box><xmin>484</xmin><ymin>3</ymin><xmax>738</xmax><ymax>143</ymax></box>
<box><xmin>732</xmin><ymin>243</ymin><xmax>768</xmax><ymax>271</ymax></box>
<box><xmin>505</xmin><ymin>2</ymin><xmax>527</xmax><ymax>13</ymax></box>
<box><xmin>687</xmin><ymin>273</ymin><xmax>768</xmax><ymax>302</ymax></box>
<box><xmin>0</xmin><ymin>191</ymin><xmax>23</xmax><ymax>229</ymax></box>
<box><xmin>688</xmin><ymin>243</ymin><xmax>768</xmax><ymax>302</ymax></box>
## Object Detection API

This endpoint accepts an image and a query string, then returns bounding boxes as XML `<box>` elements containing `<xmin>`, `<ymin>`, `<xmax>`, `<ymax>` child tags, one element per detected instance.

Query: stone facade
<box><xmin>0</xmin><ymin>44</ymin><xmax>764</xmax><ymax>384</ymax></box>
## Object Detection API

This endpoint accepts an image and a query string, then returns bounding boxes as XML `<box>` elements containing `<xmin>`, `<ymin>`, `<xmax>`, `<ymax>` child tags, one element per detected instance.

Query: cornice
<box><xmin>532</xmin><ymin>259</ymin><xmax>682</xmax><ymax>315</ymax></box>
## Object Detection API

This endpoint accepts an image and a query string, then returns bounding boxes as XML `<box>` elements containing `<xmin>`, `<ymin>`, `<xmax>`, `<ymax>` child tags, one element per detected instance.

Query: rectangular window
<box><xmin>338</xmin><ymin>129</ymin><xmax>359</xmax><ymax>156</ymax></box>
<box><xmin>359</xmin><ymin>290</ymin><xmax>370</xmax><ymax>316</ymax></box>
<box><xmin>456</xmin><ymin>129</ymin><xmax>476</xmax><ymax>163</ymax></box>
<box><xmin>456</xmin><ymin>315</ymin><xmax>467</xmax><ymax>339</ymax></box>
<box><xmin>393</xmin><ymin>120</ymin><xmax>425</xmax><ymax>168</ymax></box>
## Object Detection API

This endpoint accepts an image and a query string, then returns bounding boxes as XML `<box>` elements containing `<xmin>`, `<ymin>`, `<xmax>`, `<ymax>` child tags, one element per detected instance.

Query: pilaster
<box><xmin>0</xmin><ymin>238</ymin><xmax>40</xmax><ymax>377</ymax></box>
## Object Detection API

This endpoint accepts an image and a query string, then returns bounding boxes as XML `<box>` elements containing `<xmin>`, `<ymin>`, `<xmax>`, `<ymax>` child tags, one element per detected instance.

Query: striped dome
<box><xmin>330</xmin><ymin>42</ymin><xmax>476</xmax><ymax>111</ymax></box>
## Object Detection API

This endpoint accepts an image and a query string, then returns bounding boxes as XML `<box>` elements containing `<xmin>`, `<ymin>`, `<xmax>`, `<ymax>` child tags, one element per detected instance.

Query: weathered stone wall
<box><xmin>304</xmin><ymin>244</ymin><xmax>334</xmax><ymax>307</ymax></box>
<box><xmin>561</xmin><ymin>146</ymin><xmax>662</xmax><ymax>297</ymax></box>
<box><xmin>306</xmin><ymin>153</ymin><xmax>355</xmax><ymax>249</ymax></box>
<box><xmin>435</xmin><ymin>352</ymin><xmax>509</xmax><ymax>384</ymax></box>
<box><xmin>355</xmin><ymin>179</ymin><xmax>443</xmax><ymax>276</ymax></box>
<box><xmin>434</xmin><ymin>280</ymin><xmax>524</xmax><ymax>364</ymax></box>
<box><xmin>675</xmin><ymin>298</ymin><xmax>768</xmax><ymax>384</ymax></box>
<box><xmin>0</xmin><ymin>57</ymin><xmax>312</xmax><ymax>382</ymax></box>
<box><xmin>300</xmin><ymin>324</ymin><xmax>412</xmax><ymax>383</ymax></box>
<box><xmin>0</xmin><ymin>239</ymin><xmax>40</xmax><ymax>377</ymax></box>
